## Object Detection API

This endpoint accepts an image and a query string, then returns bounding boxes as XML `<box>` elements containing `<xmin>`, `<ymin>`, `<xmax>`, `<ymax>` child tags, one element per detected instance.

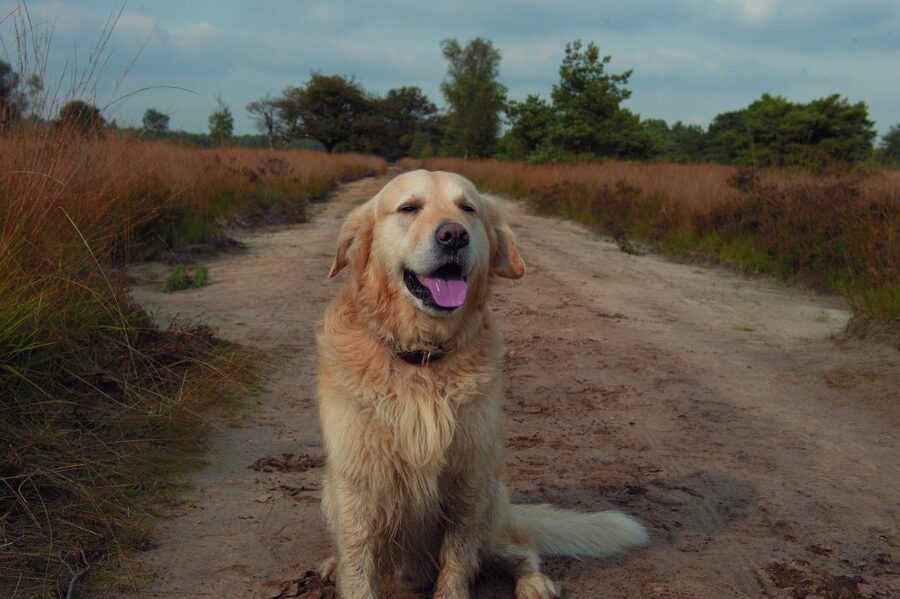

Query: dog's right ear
<box><xmin>329</xmin><ymin>203</ymin><xmax>374</xmax><ymax>278</ymax></box>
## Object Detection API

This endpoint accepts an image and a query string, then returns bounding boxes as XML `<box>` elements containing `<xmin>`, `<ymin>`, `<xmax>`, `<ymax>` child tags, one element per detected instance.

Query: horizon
<box><xmin>1</xmin><ymin>1</ymin><xmax>898</xmax><ymax>137</ymax></box>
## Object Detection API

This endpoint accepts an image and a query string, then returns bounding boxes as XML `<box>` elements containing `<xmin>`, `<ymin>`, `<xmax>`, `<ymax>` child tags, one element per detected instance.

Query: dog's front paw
<box><xmin>515</xmin><ymin>572</ymin><xmax>560</xmax><ymax>599</ymax></box>
<box><xmin>318</xmin><ymin>554</ymin><xmax>337</xmax><ymax>582</ymax></box>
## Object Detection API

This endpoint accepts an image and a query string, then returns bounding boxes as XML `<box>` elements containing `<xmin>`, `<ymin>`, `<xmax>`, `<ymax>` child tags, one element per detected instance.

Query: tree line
<box><xmin>2</xmin><ymin>39</ymin><xmax>899</xmax><ymax>168</ymax></box>
<box><xmin>241</xmin><ymin>38</ymin><xmax>899</xmax><ymax>168</ymax></box>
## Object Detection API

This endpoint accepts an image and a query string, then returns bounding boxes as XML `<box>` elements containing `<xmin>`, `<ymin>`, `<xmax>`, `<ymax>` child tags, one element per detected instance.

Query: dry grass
<box><xmin>0</xmin><ymin>126</ymin><xmax>385</xmax><ymax>597</ymax></box>
<box><xmin>3</xmin><ymin>130</ymin><xmax>386</xmax><ymax>262</ymax></box>
<box><xmin>419</xmin><ymin>157</ymin><xmax>899</xmax><ymax>321</ymax></box>
<box><xmin>417</xmin><ymin>157</ymin><xmax>739</xmax><ymax>212</ymax></box>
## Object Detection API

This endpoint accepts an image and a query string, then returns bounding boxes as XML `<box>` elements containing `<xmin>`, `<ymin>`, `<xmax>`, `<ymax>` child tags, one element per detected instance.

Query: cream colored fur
<box><xmin>316</xmin><ymin>170</ymin><xmax>647</xmax><ymax>599</ymax></box>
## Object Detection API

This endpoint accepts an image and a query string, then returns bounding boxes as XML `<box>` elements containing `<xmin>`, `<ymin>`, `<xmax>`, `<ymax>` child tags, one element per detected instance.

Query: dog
<box><xmin>316</xmin><ymin>170</ymin><xmax>648</xmax><ymax>598</ymax></box>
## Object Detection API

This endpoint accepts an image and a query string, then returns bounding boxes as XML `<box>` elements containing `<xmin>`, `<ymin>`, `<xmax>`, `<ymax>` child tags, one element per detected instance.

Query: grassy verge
<box><xmin>415</xmin><ymin>157</ymin><xmax>899</xmax><ymax>324</ymax></box>
<box><xmin>1</xmin><ymin>128</ymin><xmax>385</xmax><ymax>596</ymax></box>
<box><xmin>0</xmin><ymin>132</ymin><xmax>385</xmax><ymax>261</ymax></box>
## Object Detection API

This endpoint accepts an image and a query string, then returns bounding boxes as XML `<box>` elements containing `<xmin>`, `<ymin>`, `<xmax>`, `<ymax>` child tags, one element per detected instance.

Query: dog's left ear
<box><xmin>329</xmin><ymin>203</ymin><xmax>374</xmax><ymax>278</ymax></box>
<box><xmin>487</xmin><ymin>200</ymin><xmax>525</xmax><ymax>279</ymax></box>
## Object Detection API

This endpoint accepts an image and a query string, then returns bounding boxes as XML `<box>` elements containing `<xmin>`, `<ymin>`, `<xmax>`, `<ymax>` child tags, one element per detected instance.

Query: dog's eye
<box><xmin>398</xmin><ymin>204</ymin><xmax>420</xmax><ymax>214</ymax></box>
<box><xmin>460</xmin><ymin>204</ymin><xmax>476</xmax><ymax>214</ymax></box>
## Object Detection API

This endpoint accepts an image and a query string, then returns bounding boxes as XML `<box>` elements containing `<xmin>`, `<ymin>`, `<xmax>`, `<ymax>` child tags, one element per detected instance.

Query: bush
<box><xmin>160</xmin><ymin>265</ymin><xmax>211</xmax><ymax>292</ymax></box>
<box><xmin>192</xmin><ymin>265</ymin><xmax>210</xmax><ymax>288</ymax></box>
<box><xmin>161</xmin><ymin>264</ymin><xmax>189</xmax><ymax>292</ymax></box>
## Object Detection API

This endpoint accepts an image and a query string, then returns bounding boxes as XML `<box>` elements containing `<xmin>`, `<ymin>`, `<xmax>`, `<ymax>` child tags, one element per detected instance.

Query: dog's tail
<box><xmin>512</xmin><ymin>504</ymin><xmax>649</xmax><ymax>558</ymax></box>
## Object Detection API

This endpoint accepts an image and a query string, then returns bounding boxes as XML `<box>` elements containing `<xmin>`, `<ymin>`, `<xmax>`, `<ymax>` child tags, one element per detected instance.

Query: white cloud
<box><xmin>714</xmin><ymin>0</ymin><xmax>780</xmax><ymax>25</ymax></box>
<box><xmin>501</xmin><ymin>41</ymin><xmax>560</xmax><ymax>77</ymax></box>
<box><xmin>171</xmin><ymin>23</ymin><xmax>220</xmax><ymax>51</ymax></box>
<box><xmin>115</xmin><ymin>11</ymin><xmax>157</xmax><ymax>38</ymax></box>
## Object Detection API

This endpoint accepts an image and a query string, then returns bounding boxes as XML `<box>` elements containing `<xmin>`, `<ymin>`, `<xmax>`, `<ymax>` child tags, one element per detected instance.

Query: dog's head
<box><xmin>329</xmin><ymin>170</ymin><xmax>523</xmax><ymax>337</ymax></box>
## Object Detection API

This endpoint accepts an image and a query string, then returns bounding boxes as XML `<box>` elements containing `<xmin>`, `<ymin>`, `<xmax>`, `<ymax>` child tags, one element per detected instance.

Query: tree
<box><xmin>640</xmin><ymin>118</ymin><xmax>674</xmax><ymax>159</ymax></box>
<box><xmin>24</xmin><ymin>73</ymin><xmax>43</xmax><ymax>118</ymax></box>
<box><xmin>504</xmin><ymin>94</ymin><xmax>554</xmax><ymax>159</ymax></box>
<box><xmin>246</xmin><ymin>95</ymin><xmax>283</xmax><ymax>148</ymax></box>
<box><xmin>799</xmin><ymin>94</ymin><xmax>875</xmax><ymax>165</ymax></box>
<box><xmin>142</xmin><ymin>108</ymin><xmax>170</xmax><ymax>135</ymax></box>
<box><xmin>739</xmin><ymin>93</ymin><xmax>874</xmax><ymax>167</ymax></box>
<box><xmin>277</xmin><ymin>73</ymin><xmax>369</xmax><ymax>153</ymax></box>
<box><xmin>377</xmin><ymin>86</ymin><xmax>439</xmax><ymax>158</ymax></box>
<box><xmin>602</xmin><ymin>108</ymin><xmax>654</xmax><ymax>159</ymax></box>
<box><xmin>0</xmin><ymin>60</ymin><xmax>24</xmax><ymax>127</ymax></box>
<box><xmin>880</xmin><ymin>124</ymin><xmax>900</xmax><ymax>165</ymax></box>
<box><xmin>405</xmin><ymin>113</ymin><xmax>447</xmax><ymax>158</ymax></box>
<box><xmin>705</xmin><ymin>109</ymin><xmax>749</xmax><ymax>164</ymax></box>
<box><xmin>250</xmin><ymin>80</ymin><xmax>442</xmax><ymax>157</ymax></box>
<box><xmin>698</xmin><ymin>94</ymin><xmax>875</xmax><ymax>168</ymax></box>
<box><xmin>547</xmin><ymin>40</ymin><xmax>647</xmax><ymax>158</ymax></box>
<box><xmin>440</xmin><ymin>37</ymin><xmax>507</xmax><ymax>157</ymax></box>
<box><xmin>208</xmin><ymin>96</ymin><xmax>234</xmax><ymax>145</ymax></box>
<box><xmin>668</xmin><ymin>121</ymin><xmax>708</xmax><ymax>163</ymax></box>
<box><xmin>58</xmin><ymin>100</ymin><xmax>105</xmax><ymax>134</ymax></box>
<box><xmin>741</xmin><ymin>93</ymin><xmax>799</xmax><ymax>166</ymax></box>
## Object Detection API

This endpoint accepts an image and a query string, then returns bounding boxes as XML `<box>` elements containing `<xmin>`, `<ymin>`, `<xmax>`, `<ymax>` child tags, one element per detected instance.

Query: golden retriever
<box><xmin>316</xmin><ymin>170</ymin><xmax>647</xmax><ymax>598</ymax></box>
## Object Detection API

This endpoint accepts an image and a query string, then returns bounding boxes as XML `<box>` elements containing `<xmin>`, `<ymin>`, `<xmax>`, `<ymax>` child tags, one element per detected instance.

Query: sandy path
<box><xmin>127</xmin><ymin>174</ymin><xmax>898</xmax><ymax>598</ymax></box>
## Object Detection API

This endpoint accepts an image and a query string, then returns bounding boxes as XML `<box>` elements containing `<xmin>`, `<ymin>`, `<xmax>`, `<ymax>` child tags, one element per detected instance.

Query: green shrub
<box><xmin>192</xmin><ymin>265</ymin><xmax>210</xmax><ymax>288</ymax></box>
<box><xmin>161</xmin><ymin>265</ymin><xmax>211</xmax><ymax>293</ymax></box>
<box><xmin>161</xmin><ymin>264</ymin><xmax>189</xmax><ymax>293</ymax></box>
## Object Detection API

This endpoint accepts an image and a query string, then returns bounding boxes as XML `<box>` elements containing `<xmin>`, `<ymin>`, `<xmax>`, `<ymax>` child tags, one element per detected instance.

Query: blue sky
<box><xmin>1</xmin><ymin>0</ymin><xmax>898</xmax><ymax>136</ymax></box>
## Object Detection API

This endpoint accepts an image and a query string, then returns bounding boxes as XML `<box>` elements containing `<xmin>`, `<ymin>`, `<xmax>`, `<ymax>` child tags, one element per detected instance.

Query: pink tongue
<box><xmin>417</xmin><ymin>275</ymin><xmax>468</xmax><ymax>308</ymax></box>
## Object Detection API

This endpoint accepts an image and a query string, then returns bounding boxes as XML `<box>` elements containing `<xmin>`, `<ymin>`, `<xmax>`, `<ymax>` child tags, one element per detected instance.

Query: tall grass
<box><xmin>3</xmin><ymin>130</ymin><xmax>385</xmax><ymax>261</ymax></box>
<box><xmin>0</xmin><ymin>125</ymin><xmax>385</xmax><ymax>596</ymax></box>
<box><xmin>417</xmin><ymin>157</ymin><xmax>899</xmax><ymax>322</ymax></box>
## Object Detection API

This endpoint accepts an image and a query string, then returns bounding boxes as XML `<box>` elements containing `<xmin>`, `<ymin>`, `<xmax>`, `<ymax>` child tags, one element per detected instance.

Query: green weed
<box><xmin>161</xmin><ymin>264</ymin><xmax>188</xmax><ymax>292</ymax></box>
<box><xmin>192</xmin><ymin>266</ymin><xmax>210</xmax><ymax>288</ymax></box>
<box><xmin>160</xmin><ymin>265</ymin><xmax>210</xmax><ymax>293</ymax></box>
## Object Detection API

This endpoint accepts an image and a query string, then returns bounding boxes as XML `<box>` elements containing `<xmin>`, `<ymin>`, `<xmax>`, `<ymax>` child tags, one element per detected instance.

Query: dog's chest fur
<box><xmin>321</xmin><ymin>338</ymin><xmax>500</xmax><ymax>513</ymax></box>
<box><xmin>317</xmin><ymin>293</ymin><xmax>506</xmax><ymax>541</ymax></box>
<box><xmin>364</xmin><ymin>358</ymin><xmax>495</xmax><ymax>478</ymax></box>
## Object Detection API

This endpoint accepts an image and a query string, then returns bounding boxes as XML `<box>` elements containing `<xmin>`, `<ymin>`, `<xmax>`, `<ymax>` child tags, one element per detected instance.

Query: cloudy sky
<box><xmin>1</xmin><ymin>0</ymin><xmax>898</xmax><ymax>136</ymax></box>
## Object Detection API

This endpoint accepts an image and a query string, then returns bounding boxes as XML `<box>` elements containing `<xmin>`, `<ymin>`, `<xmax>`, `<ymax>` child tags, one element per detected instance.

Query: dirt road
<box><xmin>128</xmin><ymin>173</ymin><xmax>899</xmax><ymax>598</ymax></box>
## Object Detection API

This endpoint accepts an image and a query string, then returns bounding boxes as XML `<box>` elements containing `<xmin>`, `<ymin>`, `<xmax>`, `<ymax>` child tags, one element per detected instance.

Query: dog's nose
<box><xmin>435</xmin><ymin>222</ymin><xmax>469</xmax><ymax>251</ymax></box>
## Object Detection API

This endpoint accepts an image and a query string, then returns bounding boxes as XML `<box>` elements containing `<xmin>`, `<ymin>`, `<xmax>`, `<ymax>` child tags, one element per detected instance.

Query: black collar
<box><xmin>395</xmin><ymin>347</ymin><xmax>446</xmax><ymax>366</ymax></box>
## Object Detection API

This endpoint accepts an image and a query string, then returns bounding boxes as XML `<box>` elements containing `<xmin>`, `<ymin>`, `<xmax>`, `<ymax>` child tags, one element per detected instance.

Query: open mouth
<box><xmin>403</xmin><ymin>263</ymin><xmax>468</xmax><ymax>311</ymax></box>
